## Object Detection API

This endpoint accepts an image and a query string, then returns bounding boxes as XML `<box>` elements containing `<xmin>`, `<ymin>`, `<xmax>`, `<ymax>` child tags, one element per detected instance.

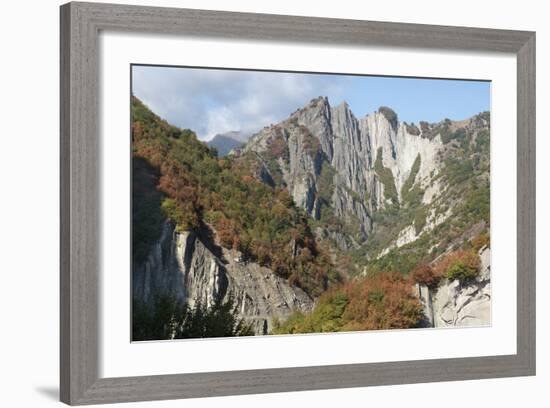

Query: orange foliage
<box><xmin>341</xmin><ymin>272</ymin><xmax>423</xmax><ymax>331</ymax></box>
<box><xmin>433</xmin><ymin>249</ymin><xmax>480</xmax><ymax>280</ymax></box>
<box><xmin>471</xmin><ymin>232</ymin><xmax>490</xmax><ymax>252</ymax></box>
<box><xmin>411</xmin><ymin>263</ymin><xmax>441</xmax><ymax>288</ymax></box>
<box><xmin>215</xmin><ymin>217</ymin><xmax>239</xmax><ymax>249</ymax></box>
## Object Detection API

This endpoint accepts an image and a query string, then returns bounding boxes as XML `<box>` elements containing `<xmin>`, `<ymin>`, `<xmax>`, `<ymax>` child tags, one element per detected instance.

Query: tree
<box><xmin>133</xmin><ymin>295</ymin><xmax>253</xmax><ymax>341</ymax></box>
<box><xmin>434</xmin><ymin>249</ymin><xmax>480</xmax><ymax>282</ymax></box>
<box><xmin>411</xmin><ymin>263</ymin><xmax>441</xmax><ymax>288</ymax></box>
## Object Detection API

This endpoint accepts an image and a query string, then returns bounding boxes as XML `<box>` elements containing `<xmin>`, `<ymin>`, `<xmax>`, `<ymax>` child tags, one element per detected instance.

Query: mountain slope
<box><xmin>131</xmin><ymin>95</ymin><xmax>491</xmax><ymax>338</ymax></box>
<box><xmin>239</xmin><ymin>96</ymin><xmax>490</xmax><ymax>275</ymax></box>
<box><xmin>131</xmin><ymin>96</ymin><xmax>334</xmax><ymax>336</ymax></box>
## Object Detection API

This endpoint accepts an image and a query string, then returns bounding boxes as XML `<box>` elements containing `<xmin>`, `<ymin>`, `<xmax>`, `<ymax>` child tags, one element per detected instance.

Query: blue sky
<box><xmin>132</xmin><ymin>65</ymin><xmax>490</xmax><ymax>141</ymax></box>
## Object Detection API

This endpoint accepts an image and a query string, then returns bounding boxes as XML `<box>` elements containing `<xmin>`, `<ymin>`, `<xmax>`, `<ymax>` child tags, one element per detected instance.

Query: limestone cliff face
<box><xmin>244</xmin><ymin>97</ymin><xmax>447</xmax><ymax>245</ymax></box>
<box><xmin>133</xmin><ymin>222</ymin><xmax>313</xmax><ymax>334</ymax></box>
<box><xmin>416</xmin><ymin>246</ymin><xmax>491</xmax><ymax>328</ymax></box>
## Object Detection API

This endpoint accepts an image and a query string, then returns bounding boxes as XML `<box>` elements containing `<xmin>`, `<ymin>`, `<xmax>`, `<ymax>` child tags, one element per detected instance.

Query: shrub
<box><xmin>378</xmin><ymin>106</ymin><xmax>398</xmax><ymax>130</ymax></box>
<box><xmin>341</xmin><ymin>272</ymin><xmax>423</xmax><ymax>330</ymax></box>
<box><xmin>411</xmin><ymin>263</ymin><xmax>441</xmax><ymax>288</ymax></box>
<box><xmin>475</xmin><ymin>129</ymin><xmax>490</xmax><ymax>153</ymax></box>
<box><xmin>317</xmin><ymin>161</ymin><xmax>336</xmax><ymax>202</ymax></box>
<box><xmin>405</xmin><ymin>122</ymin><xmax>421</xmax><ymax>136</ymax></box>
<box><xmin>446</xmin><ymin>259</ymin><xmax>479</xmax><ymax>281</ymax></box>
<box><xmin>274</xmin><ymin>272</ymin><xmax>424</xmax><ymax>334</ymax></box>
<box><xmin>419</xmin><ymin>121</ymin><xmax>431</xmax><ymax>135</ymax></box>
<box><xmin>439</xmin><ymin>125</ymin><xmax>454</xmax><ymax>144</ymax></box>
<box><xmin>435</xmin><ymin>250</ymin><xmax>480</xmax><ymax>282</ymax></box>
<box><xmin>472</xmin><ymin>232</ymin><xmax>490</xmax><ymax>251</ymax></box>
<box><xmin>414</xmin><ymin>207</ymin><xmax>428</xmax><ymax>235</ymax></box>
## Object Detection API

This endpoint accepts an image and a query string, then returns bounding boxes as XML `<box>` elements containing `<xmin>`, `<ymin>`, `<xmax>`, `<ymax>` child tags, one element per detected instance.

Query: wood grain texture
<box><xmin>60</xmin><ymin>1</ymin><xmax>536</xmax><ymax>405</ymax></box>
<box><xmin>516</xmin><ymin>34</ymin><xmax>536</xmax><ymax>373</ymax></box>
<box><xmin>60</xmin><ymin>2</ymin><xmax>100</xmax><ymax>404</ymax></box>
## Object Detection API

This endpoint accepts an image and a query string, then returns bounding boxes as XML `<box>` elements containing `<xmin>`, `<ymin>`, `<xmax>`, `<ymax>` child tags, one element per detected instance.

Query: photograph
<box><xmin>130</xmin><ymin>65</ymin><xmax>491</xmax><ymax>341</ymax></box>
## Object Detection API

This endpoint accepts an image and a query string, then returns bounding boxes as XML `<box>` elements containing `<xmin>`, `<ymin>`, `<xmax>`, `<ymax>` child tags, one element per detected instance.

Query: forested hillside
<box><xmin>131</xmin><ymin>95</ymin><xmax>491</xmax><ymax>340</ymax></box>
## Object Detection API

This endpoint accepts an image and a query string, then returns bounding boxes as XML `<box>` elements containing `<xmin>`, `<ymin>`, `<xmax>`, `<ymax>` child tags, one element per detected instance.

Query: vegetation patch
<box><xmin>132</xmin><ymin>157</ymin><xmax>164</xmax><ymax>264</ymax></box>
<box><xmin>434</xmin><ymin>249</ymin><xmax>480</xmax><ymax>282</ymax></box>
<box><xmin>317</xmin><ymin>161</ymin><xmax>336</xmax><ymax>203</ymax></box>
<box><xmin>414</xmin><ymin>206</ymin><xmax>428</xmax><ymax>235</ymax></box>
<box><xmin>401</xmin><ymin>154</ymin><xmax>421</xmax><ymax>204</ymax></box>
<box><xmin>374</xmin><ymin>147</ymin><xmax>399</xmax><ymax>205</ymax></box>
<box><xmin>273</xmin><ymin>272</ymin><xmax>423</xmax><ymax>334</ymax></box>
<box><xmin>132</xmin><ymin>295</ymin><xmax>253</xmax><ymax>341</ymax></box>
<box><xmin>411</xmin><ymin>263</ymin><xmax>441</xmax><ymax>288</ymax></box>
<box><xmin>404</xmin><ymin>122</ymin><xmax>421</xmax><ymax>136</ymax></box>
<box><xmin>132</xmin><ymin>96</ymin><xmax>336</xmax><ymax>297</ymax></box>
<box><xmin>378</xmin><ymin>106</ymin><xmax>398</xmax><ymax>130</ymax></box>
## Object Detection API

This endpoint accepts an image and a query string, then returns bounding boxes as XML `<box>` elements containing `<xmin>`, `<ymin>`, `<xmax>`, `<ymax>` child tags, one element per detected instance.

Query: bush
<box><xmin>341</xmin><ymin>272</ymin><xmax>423</xmax><ymax>330</ymax></box>
<box><xmin>446</xmin><ymin>260</ymin><xmax>479</xmax><ymax>281</ymax></box>
<box><xmin>414</xmin><ymin>207</ymin><xmax>428</xmax><ymax>235</ymax></box>
<box><xmin>475</xmin><ymin>129</ymin><xmax>490</xmax><ymax>153</ymax></box>
<box><xmin>405</xmin><ymin>122</ymin><xmax>421</xmax><ymax>136</ymax></box>
<box><xmin>472</xmin><ymin>232</ymin><xmax>490</xmax><ymax>251</ymax></box>
<box><xmin>435</xmin><ymin>250</ymin><xmax>480</xmax><ymax>282</ymax></box>
<box><xmin>411</xmin><ymin>263</ymin><xmax>441</xmax><ymax>288</ymax></box>
<box><xmin>378</xmin><ymin>106</ymin><xmax>398</xmax><ymax>130</ymax></box>
<box><xmin>273</xmin><ymin>272</ymin><xmax>424</xmax><ymax>334</ymax></box>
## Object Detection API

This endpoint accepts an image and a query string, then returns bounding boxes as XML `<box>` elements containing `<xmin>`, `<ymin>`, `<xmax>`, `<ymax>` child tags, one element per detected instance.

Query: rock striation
<box><xmin>133</xmin><ymin>222</ymin><xmax>313</xmax><ymax>335</ymax></box>
<box><xmin>244</xmin><ymin>97</ymin><xmax>445</xmax><ymax>245</ymax></box>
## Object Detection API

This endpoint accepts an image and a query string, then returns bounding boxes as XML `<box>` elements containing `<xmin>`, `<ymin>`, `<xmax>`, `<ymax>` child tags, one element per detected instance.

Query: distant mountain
<box><xmin>208</xmin><ymin>131</ymin><xmax>250</xmax><ymax>156</ymax></box>
<box><xmin>221</xmin><ymin>130</ymin><xmax>250</xmax><ymax>143</ymax></box>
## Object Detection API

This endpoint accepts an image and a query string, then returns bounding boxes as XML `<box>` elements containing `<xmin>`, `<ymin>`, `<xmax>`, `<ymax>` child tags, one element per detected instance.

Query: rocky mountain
<box><xmin>240</xmin><ymin>96</ymin><xmax>490</xmax><ymax>260</ymax></box>
<box><xmin>207</xmin><ymin>131</ymin><xmax>249</xmax><ymax>156</ymax></box>
<box><xmin>131</xmin><ymin>95</ymin><xmax>491</xmax><ymax>339</ymax></box>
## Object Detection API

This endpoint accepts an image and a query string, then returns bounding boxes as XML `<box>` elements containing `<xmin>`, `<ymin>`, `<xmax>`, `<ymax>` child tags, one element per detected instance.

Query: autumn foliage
<box><xmin>411</xmin><ymin>263</ymin><xmax>441</xmax><ymax>288</ymax></box>
<box><xmin>341</xmin><ymin>272</ymin><xmax>424</xmax><ymax>331</ymax></box>
<box><xmin>471</xmin><ymin>232</ymin><xmax>490</xmax><ymax>252</ymax></box>
<box><xmin>131</xmin><ymin>96</ymin><xmax>336</xmax><ymax>296</ymax></box>
<box><xmin>273</xmin><ymin>272</ymin><xmax>424</xmax><ymax>334</ymax></box>
<box><xmin>433</xmin><ymin>249</ymin><xmax>480</xmax><ymax>282</ymax></box>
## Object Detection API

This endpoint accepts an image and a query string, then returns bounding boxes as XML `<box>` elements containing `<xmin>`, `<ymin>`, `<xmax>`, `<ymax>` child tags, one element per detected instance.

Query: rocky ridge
<box><xmin>243</xmin><ymin>97</ymin><xmax>446</xmax><ymax>247</ymax></box>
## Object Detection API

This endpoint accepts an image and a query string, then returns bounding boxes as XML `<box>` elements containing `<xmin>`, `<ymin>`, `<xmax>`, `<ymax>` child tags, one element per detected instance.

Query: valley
<box><xmin>131</xmin><ymin>94</ymin><xmax>491</xmax><ymax>340</ymax></box>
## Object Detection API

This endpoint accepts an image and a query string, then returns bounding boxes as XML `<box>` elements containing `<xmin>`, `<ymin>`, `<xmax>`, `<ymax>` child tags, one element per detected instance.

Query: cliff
<box><xmin>133</xmin><ymin>222</ymin><xmax>314</xmax><ymax>335</ymax></box>
<box><xmin>242</xmin><ymin>97</ymin><xmax>486</xmax><ymax>253</ymax></box>
<box><xmin>416</xmin><ymin>246</ymin><xmax>491</xmax><ymax>328</ymax></box>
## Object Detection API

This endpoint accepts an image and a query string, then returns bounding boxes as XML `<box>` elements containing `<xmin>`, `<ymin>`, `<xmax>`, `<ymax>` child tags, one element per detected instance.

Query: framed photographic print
<box><xmin>60</xmin><ymin>1</ymin><xmax>536</xmax><ymax>405</ymax></box>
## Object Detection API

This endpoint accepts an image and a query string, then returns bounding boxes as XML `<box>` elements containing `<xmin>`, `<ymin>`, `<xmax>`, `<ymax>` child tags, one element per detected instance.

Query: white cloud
<box><xmin>132</xmin><ymin>66</ymin><xmax>346</xmax><ymax>140</ymax></box>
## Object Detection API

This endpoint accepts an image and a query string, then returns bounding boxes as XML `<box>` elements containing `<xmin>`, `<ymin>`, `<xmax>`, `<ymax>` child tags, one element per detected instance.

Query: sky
<box><xmin>132</xmin><ymin>65</ymin><xmax>490</xmax><ymax>141</ymax></box>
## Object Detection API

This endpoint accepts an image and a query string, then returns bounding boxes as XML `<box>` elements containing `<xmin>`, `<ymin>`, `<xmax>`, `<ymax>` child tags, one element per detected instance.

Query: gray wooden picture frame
<box><xmin>60</xmin><ymin>1</ymin><xmax>536</xmax><ymax>405</ymax></box>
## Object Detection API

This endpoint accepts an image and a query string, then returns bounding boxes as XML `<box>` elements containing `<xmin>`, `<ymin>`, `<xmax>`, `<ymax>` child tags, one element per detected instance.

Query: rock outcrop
<box><xmin>243</xmin><ymin>97</ymin><xmax>447</xmax><ymax>245</ymax></box>
<box><xmin>416</xmin><ymin>246</ymin><xmax>491</xmax><ymax>328</ymax></box>
<box><xmin>133</xmin><ymin>222</ymin><xmax>314</xmax><ymax>335</ymax></box>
